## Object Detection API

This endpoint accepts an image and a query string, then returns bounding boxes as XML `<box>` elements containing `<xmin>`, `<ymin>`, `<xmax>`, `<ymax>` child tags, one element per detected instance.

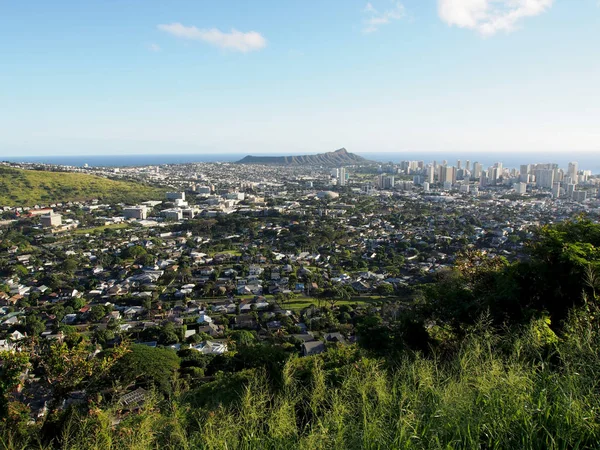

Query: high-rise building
<box><xmin>515</xmin><ymin>182</ymin><xmax>527</xmax><ymax>195</ymax></box>
<box><xmin>466</xmin><ymin>160</ymin><xmax>471</xmax><ymax>171</ymax></box>
<box><xmin>480</xmin><ymin>170</ymin><xmax>488</xmax><ymax>187</ymax></box>
<box><xmin>519</xmin><ymin>164</ymin><xmax>530</xmax><ymax>183</ymax></box>
<box><xmin>535</xmin><ymin>169</ymin><xmax>554</xmax><ymax>189</ymax></box>
<box><xmin>488</xmin><ymin>167</ymin><xmax>498</xmax><ymax>183</ymax></box>
<box><xmin>339</xmin><ymin>168</ymin><xmax>347</xmax><ymax>186</ymax></box>
<box><xmin>426</xmin><ymin>165</ymin><xmax>435</xmax><ymax>184</ymax></box>
<box><xmin>568</xmin><ymin>162</ymin><xmax>578</xmax><ymax>183</ymax></box>
<box><xmin>495</xmin><ymin>162</ymin><xmax>503</xmax><ymax>178</ymax></box>
<box><xmin>473</xmin><ymin>162</ymin><xmax>483</xmax><ymax>178</ymax></box>
<box><xmin>457</xmin><ymin>160</ymin><xmax>462</xmax><ymax>170</ymax></box>
<box><xmin>377</xmin><ymin>174</ymin><xmax>395</xmax><ymax>189</ymax></box>
<box><xmin>572</xmin><ymin>190</ymin><xmax>587</xmax><ymax>203</ymax></box>
<box><xmin>552</xmin><ymin>182</ymin><xmax>561</xmax><ymax>198</ymax></box>
<box><xmin>440</xmin><ymin>166</ymin><xmax>456</xmax><ymax>185</ymax></box>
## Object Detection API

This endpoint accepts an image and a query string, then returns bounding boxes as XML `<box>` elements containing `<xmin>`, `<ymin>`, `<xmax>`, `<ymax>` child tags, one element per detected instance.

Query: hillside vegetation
<box><xmin>0</xmin><ymin>167</ymin><xmax>164</xmax><ymax>206</ymax></box>
<box><xmin>3</xmin><ymin>219</ymin><xmax>600</xmax><ymax>449</ymax></box>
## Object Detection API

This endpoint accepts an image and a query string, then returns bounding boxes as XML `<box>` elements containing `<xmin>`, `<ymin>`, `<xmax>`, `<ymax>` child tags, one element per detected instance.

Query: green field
<box><xmin>209</xmin><ymin>249</ymin><xmax>243</xmax><ymax>257</ymax></box>
<box><xmin>283</xmin><ymin>296</ymin><xmax>383</xmax><ymax>310</ymax></box>
<box><xmin>72</xmin><ymin>223</ymin><xmax>131</xmax><ymax>235</ymax></box>
<box><xmin>0</xmin><ymin>166</ymin><xmax>165</xmax><ymax>206</ymax></box>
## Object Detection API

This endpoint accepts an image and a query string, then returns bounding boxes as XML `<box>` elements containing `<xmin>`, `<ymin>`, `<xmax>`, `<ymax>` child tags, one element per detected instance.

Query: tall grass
<box><xmin>4</xmin><ymin>308</ymin><xmax>600</xmax><ymax>450</ymax></box>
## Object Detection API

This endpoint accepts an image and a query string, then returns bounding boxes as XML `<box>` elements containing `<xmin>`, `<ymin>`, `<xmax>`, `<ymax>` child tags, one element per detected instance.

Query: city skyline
<box><xmin>2</xmin><ymin>0</ymin><xmax>600</xmax><ymax>156</ymax></box>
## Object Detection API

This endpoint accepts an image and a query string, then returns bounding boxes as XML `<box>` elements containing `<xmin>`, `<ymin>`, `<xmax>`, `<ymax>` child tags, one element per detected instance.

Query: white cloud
<box><xmin>438</xmin><ymin>0</ymin><xmax>553</xmax><ymax>36</ymax></box>
<box><xmin>362</xmin><ymin>2</ymin><xmax>406</xmax><ymax>33</ymax></box>
<box><xmin>157</xmin><ymin>23</ymin><xmax>267</xmax><ymax>52</ymax></box>
<box><xmin>148</xmin><ymin>43</ymin><xmax>161</xmax><ymax>52</ymax></box>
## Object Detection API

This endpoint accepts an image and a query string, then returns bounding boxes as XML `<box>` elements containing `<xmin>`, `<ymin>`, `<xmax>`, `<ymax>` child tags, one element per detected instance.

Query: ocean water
<box><xmin>2</xmin><ymin>152</ymin><xmax>599</xmax><ymax>173</ymax></box>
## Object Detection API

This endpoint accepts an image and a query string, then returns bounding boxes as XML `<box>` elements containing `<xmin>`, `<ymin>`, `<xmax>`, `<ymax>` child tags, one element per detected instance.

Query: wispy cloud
<box><xmin>157</xmin><ymin>23</ymin><xmax>267</xmax><ymax>53</ymax></box>
<box><xmin>362</xmin><ymin>2</ymin><xmax>406</xmax><ymax>33</ymax></box>
<box><xmin>438</xmin><ymin>0</ymin><xmax>553</xmax><ymax>36</ymax></box>
<box><xmin>148</xmin><ymin>43</ymin><xmax>161</xmax><ymax>52</ymax></box>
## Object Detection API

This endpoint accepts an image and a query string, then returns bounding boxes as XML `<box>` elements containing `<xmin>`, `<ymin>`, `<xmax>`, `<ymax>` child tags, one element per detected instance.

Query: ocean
<box><xmin>2</xmin><ymin>152</ymin><xmax>599</xmax><ymax>174</ymax></box>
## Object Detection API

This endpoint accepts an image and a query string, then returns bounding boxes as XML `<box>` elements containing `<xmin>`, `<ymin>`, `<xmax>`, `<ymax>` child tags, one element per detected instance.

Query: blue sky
<box><xmin>1</xmin><ymin>0</ymin><xmax>599</xmax><ymax>156</ymax></box>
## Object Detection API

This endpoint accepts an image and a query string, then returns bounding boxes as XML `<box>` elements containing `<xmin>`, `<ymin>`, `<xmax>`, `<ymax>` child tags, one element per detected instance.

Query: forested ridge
<box><xmin>2</xmin><ymin>218</ymin><xmax>600</xmax><ymax>449</ymax></box>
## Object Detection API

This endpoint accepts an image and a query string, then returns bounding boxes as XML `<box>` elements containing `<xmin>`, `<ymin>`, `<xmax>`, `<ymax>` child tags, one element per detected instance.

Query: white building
<box><xmin>316</xmin><ymin>191</ymin><xmax>339</xmax><ymax>199</ymax></box>
<box><xmin>40</xmin><ymin>213</ymin><xmax>62</xmax><ymax>228</ymax></box>
<box><xmin>162</xmin><ymin>209</ymin><xmax>183</xmax><ymax>221</ymax></box>
<box><xmin>192</xmin><ymin>341</ymin><xmax>227</xmax><ymax>355</ymax></box>
<box><xmin>339</xmin><ymin>168</ymin><xmax>347</xmax><ymax>186</ymax></box>
<box><xmin>514</xmin><ymin>182</ymin><xmax>527</xmax><ymax>195</ymax></box>
<box><xmin>124</xmin><ymin>205</ymin><xmax>148</xmax><ymax>220</ymax></box>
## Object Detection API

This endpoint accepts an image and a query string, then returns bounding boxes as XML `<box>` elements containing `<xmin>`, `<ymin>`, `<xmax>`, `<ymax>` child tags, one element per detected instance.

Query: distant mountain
<box><xmin>236</xmin><ymin>148</ymin><xmax>373</xmax><ymax>166</ymax></box>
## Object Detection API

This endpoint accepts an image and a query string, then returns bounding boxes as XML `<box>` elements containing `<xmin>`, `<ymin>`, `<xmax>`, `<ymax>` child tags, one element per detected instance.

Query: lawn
<box><xmin>72</xmin><ymin>223</ymin><xmax>131</xmax><ymax>235</ymax></box>
<box><xmin>208</xmin><ymin>249</ymin><xmax>243</xmax><ymax>257</ymax></box>
<box><xmin>282</xmin><ymin>296</ymin><xmax>384</xmax><ymax>311</ymax></box>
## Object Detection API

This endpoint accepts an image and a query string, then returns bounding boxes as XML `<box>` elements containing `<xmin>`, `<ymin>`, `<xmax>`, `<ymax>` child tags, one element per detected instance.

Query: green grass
<box><xmin>72</xmin><ymin>223</ymin><xmax>131</xmax><ymax>235</ymax></box>
<box><xmin>0</xmin><ymin>166</ymin><xmax>165</xmax><ymax>206</ymax></box>
<box><xmin>7</xmin><ymin>311</ymin><xmax>600</xmax><ymax>450</ymax></box>
<box><xmin>209</xmin><ymin>249</ymin><xmax>243</xmax><ymax>257</ymax></box>
<box><xmin>283</xmin><ymin>296</ymin><xmax>381</xmax><ymax>311</ymax></box>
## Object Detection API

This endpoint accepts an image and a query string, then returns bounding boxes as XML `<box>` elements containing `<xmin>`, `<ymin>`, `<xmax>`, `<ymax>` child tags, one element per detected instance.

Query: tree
<box><xmin>13</xmin><ymin>265</ymin><xmax>28</xmax><ymax>277</ymax></box>
<box><xmin>37</xmin><ymin>340</ymin><xmax>128</xmax><ymax>405</ymax></box>
<box><xmin>25</xmin><ymin>313</ymin><xmax>46</xmax><ymax>337</ymax></box>
<box><xmin>142</xmin><ymin>298</ymin><xmax>152</xmax><ymax>315</ymax></box>
<box><xmin>61</xmin><ymin>258</ymin><xmax>78</xmax><ymax>274</ymax></box>
<box><xmin>377</xmin><ymin>284</ymin><xmax>394</xmax><ymax>297</ymax></box>
<box><xmin>89</xmin><ymin>305</ymin><xmax>107</xmax><ymax>323</ymax></box>
<box><xmin>139</xmin><ymin>253</ymin><xmax>155</xmax><ymax>267</ymax></box>
<box><xmin>67</xmin><ymin>297</ymin><xmax>86</xmax><ymax>311</ymax></box>
<box><xmin>122</xmin><ymin>245</ymin><xmax>147</xmax><ymax>260</ymax></box>
<box><xmin>0</xmin><ymin>351</ymin><xmax>30</xmax><ymax>419</ymax></box>
<box><xmin>180</xmin><ymin>266</ymin><xmax>193</xmax><ymax>284</ymax></box>
<box><xmin>111</xmin><ymin>344</ymin><xmax>180</xmax><ymax>394</ymax></box>
<box><xmin>159</xmin><ymin>323</ymin><xmax>179</xmax><ymax>345</ymax></box>
<box><xmin>229</xmin><ymin>330</ymin><xmax>256</xmax><ymax>347</ymax></box>
<box><xmin>93</xmin><ymin>328</ymin><xmax>115</xmax><ymax>345</ymax></box>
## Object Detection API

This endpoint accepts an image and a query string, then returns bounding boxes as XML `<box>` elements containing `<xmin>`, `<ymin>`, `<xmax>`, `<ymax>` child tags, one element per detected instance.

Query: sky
<box><xmin>1</xmin><ymin>0</ymin><xmax>599</xmax><ymax>156</ymax></box>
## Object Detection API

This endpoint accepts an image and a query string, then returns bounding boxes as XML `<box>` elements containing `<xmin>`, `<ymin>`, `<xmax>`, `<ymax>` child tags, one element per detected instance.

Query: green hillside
<box><xmin>0</xmin><ymin>166</ymin><xmax>165</xmax><ymax>206</ymax></box>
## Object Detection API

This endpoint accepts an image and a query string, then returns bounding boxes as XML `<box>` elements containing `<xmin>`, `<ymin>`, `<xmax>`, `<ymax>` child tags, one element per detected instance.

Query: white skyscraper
<box><xmin>339</xmin><ymin>168</ymin><xmax>347</xmax><ymax>186</ymax></box>
<box><xmin>473</xmin><ymin>162</ymin><xmax>483</xmax><ymax>178</ymax></box>
<box><xmin>568</xmin><ymin>162</ymin><xmax>578</xmax><ymax>185</ymax></box>
<box><xmin>535</xmin><ymin>169</ymin><xmax>554</xmax><ymax>189</ymax></box>
<box><xmin>426</xmin><ymin>165</ymin><xmax>435</xmax><ymax>184</ymax></box>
